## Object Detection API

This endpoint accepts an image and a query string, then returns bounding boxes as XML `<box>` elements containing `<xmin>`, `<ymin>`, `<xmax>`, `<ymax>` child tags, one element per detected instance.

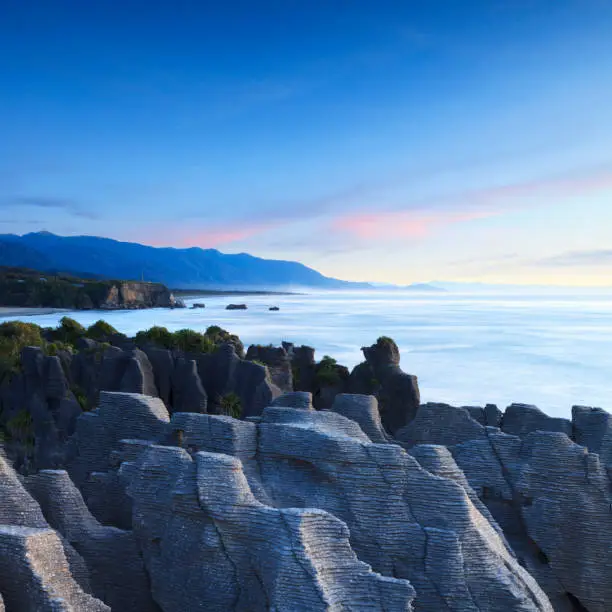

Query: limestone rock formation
<box><xmin>501</xmin><ymin>403</ymin><xmax>572</xmax><ymax>439</ymax></box>
<box><xmin>330</xmin><ymin>393</ymin><xmax>391</xmax><ymax>443</ymax></box>
<box><xmin>270</xmin><ymin>391</ymin><xmax>314</xmax><ymax>410</ymax></box>
<box><xmin>246</xmin><ymin>344</ymin><xmax>293</xmax><ymax>392</ymax></box>
<box><xmin>73</xmin><ymin>394</ymin><xmax>549</xmax><ymax>611</ymax></box>
<box><xmin>401</xmin><ymin>400</ymin><xmax>612</xmax><ymax>612</ymax></box>
<box><xmin>25</xmin><ymin>469</ymin><xmax>157</xmax><ymax>611</ymax></box>
<box><xmin>0</xmin><ymin>525</ymin><xmax>109</xmax><ymax>611</ymax></box>
<box><xmin>0</xmin><ymin>346</ymin><xmax>82</xmax><ymax>473</ymax></box>
<box><xmin>572</xmin><ymin>404</ymin><xmax>612</xmax><ymax>468</ymax></box>
<box><xmin>396</xmin><ymin>402</ymin><xmax>487</xmax><ymax>448</ymax></box>
<box><xmin>100</xmin><ymin>281</ymin><xmax>181</xmax><ymax>310</ymax></box>
<box><xmin>3</xmin><ymin>331</ymin><xmax>612</xmax><ymax>612</ymax></box>
<box><xmin>349</xmin><ymin>337</ymin><xmax>420</xmax><ymax>435</ymax></box>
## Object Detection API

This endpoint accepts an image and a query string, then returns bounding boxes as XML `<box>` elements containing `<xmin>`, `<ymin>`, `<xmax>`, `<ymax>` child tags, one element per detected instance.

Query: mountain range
<box><xmin>0</xmin><ymin>232</ymin><xmax>443</xmax><ymax>292</ymax></box>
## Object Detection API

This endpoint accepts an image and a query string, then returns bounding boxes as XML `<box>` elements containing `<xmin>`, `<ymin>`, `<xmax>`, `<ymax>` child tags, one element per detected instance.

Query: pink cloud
<box><xmin>136</xmin><ymin>221</ymin><xmax>276</xmax><ymax>249</ymax></box>
<box><xmin>332</xmin><ymin>165</ymin><xmax>612</xmax><ymax>240</ymax></box>
<box><xmin>332</xmin><ymin>209</ymin><xmax>495</xmax><ymax>240</ymax></box>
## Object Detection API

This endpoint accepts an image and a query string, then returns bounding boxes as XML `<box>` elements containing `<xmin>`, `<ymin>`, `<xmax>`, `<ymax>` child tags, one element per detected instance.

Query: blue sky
<box><xmin>1</xmin><ymin>1</ymin><xmax>612</xmax><ymax>285</ymax></box>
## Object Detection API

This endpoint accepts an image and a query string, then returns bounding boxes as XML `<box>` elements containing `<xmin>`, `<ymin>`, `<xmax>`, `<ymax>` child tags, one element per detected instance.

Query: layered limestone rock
<box><xmin>402</xmin><ymin>400</ymin><xmax>612</xmax><ymax>612</ymax></box>
<box><xmin>192</xmin><ymin>343</ymin><xmax>281</xmax><ymax>417</ymax></box>
<box><xmin>127</xmin><ymin>445</ymin><xmax>414</xmax><ymax>611</ymax></box>
<box><xmin>330</xmin><ymin>393</ymin><xmax>391</xmax><ymax>443</ymax></box>
<box><xmin>572</xmin><ymin>405</ymin><xmax>612</xmax><ymax>468</ymax></box>
<box><xmin>270</xmin><ymin>391</ymin><xmax>314</xmax><ymax>410</ymax></box>
<box><xmin>25</xmin><ymin>469</ymin><xmax>158</xmax><ymax>611</ymax></box>
<box><xmin>500</xmin><ymin>403</ymin><xmax>572</xmax><ymax>439</ymax></box>
<box><xmin>88</xmin><ymin>395</ymin><xmax>550</xmax><ymax>611</ymax></box>
<box><xmin>3</xmin><ymin>380</ymin><xmax>611</xmax><ymax>611</ymax></box>
<box><xmin>0</xmin><ymin>525</ymin><xmax>109</xmax><ymax>611</ymax></box>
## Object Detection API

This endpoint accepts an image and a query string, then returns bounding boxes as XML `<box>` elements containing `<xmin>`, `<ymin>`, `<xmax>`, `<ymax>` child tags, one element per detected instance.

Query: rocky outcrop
<box><xmin>68</xmin><ymin>393</ymin><xmax>549</xmax><ymax>611</ymax></box>
<box><xmin>0</xmin><ymin>525</ymin><xmax>109</xmax><ymax>611</ymax></box>
<box><xmin>283</xmin><ymin>343</ymin><xmax>316</xmax><ymax>393</ymax></box>
<box><xmin>0</xmin><ymin>346</ymin><xmax>81</xmax><ymax>473</ymax></box>
<box><xmin>0</xmin><ymin>454</ymin><xmax>109</xmax><ymax>610</ymax></box>
<box><xmin>246</xmin><ymin>344</ymin><xmax>293</xmax><ymax>392</ymax></box>
<box><xmin>501</xmin><ymin>403</ymin><xmax>572</xmax><ymax>439</ymax></box>
<box><xmin>349</xmin><ymin>337</ymin><xmax>420</xmax><ymax>435</ymax></box>
<box><xmin>100</xmin><ymin>281</ymin><xmax>182</xmax><ymax>310</ymax></box>
<box><xmin>330</xmin><ymin>393</ymin><xmax>391</xmax><ymax>443</ymax></box>
<box><xmin>25</xmin><ymin>469</ymin><xmax>157</xmax><ymax>611</ymax></box>
<box><xmin>402</xmin><ymin>400</ymin><xmax>612</xmax><ymax>612</ymax></box>
<box><xmin>2</xmin><ymin>333</ymin><xmax>612</xmax><ymax>611</ymax></box>
<box><xmin>193</xmin><ymin>343</ymin><xmax>281</xmax><ymax>417</ymax></box>
<box><xmin>572</xmin><ymin>405</ymin><xmax>612</xmax><ymax>468</ymax></box>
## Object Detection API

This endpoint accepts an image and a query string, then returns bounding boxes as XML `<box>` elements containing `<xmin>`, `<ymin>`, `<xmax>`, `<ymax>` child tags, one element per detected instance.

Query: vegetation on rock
<box><xmin>0</xmin><ymin>321</ymin><xmax>44</xmax><ymax>381</ymax></box>
<box><xmin>220</xmin><ymin>392</ymin><xmax>242</xmax><ymax>419</ymax></box>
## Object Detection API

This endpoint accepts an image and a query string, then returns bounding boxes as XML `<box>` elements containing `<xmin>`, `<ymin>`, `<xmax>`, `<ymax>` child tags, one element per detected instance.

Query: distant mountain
<box><xmin>0</xmin><ymin>232</ymin><xmax>369</xmax><ymax>290</ymax></box>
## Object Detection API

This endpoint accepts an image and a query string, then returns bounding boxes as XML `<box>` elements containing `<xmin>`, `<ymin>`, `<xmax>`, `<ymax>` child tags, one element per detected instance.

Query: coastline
<box><xmin>0</xmin><ymin>306</ymin><xmax>70</xmax><ymax>317</ymax></box>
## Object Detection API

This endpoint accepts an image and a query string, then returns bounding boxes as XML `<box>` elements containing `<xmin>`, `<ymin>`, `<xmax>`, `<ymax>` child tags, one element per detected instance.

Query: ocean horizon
<box><xmin>2</xmin><ymin>289</ymin><xmax>611</xmax><ymax>419</ymax></box>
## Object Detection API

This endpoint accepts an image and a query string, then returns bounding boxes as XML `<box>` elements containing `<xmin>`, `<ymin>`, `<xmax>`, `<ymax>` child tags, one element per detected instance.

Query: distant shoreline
<box><xmin>174</xmin><ymin>289</ymin><xmax>300</xmax><ymax>297</ymax></box>
<box><xmin>0</xmin><ymin>306</ymin><xmax>70</xmax><ymax>317</ymax></box>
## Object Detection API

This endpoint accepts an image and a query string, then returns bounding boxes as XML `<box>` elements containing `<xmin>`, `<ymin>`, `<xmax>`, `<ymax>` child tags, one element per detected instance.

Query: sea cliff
<box><xmin>0</xmin><ymin>267</ymin><xmax>182</xmax><ymax>310</ymax></box>
<box><xmin>0</xmin><ymin>320</ymin><xmax>609</xmax><ymax>611</ymax></box>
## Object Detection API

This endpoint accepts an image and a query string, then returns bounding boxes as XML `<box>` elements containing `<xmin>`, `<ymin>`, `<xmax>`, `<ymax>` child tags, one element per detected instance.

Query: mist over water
<box><xmin>4</xmin><ymin>290</ymin><xmax>612</xmax><ymax>418</ymax></box>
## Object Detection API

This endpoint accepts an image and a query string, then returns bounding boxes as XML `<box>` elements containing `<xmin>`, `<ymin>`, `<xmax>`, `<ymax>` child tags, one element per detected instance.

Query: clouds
<box><xmin>1</xmin><ymin>196</ymin><xmax>99</xmax><ymax>220</ymax></box>
<box><xmin>536</xmin><ymin>250</ymin><xmax>612</xmax><ymax>267</ymax></box>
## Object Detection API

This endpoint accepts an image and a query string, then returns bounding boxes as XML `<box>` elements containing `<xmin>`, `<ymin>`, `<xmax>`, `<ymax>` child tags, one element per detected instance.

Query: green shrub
<box><xmin>71</xmin><ymin>385</ymin><xmax>89</xmax><ymax>411</ymax></box>
<box><xmin>53</xmin><ymin>317</ymin><xmax>85</xmax><ymax>344</ymax></box>
<box><xmin>173</xmin><ymin>329</ymin><xmax>215</xmax><ymax>353</ymax></box>
<box><xmin>135</xmin><ymin>326</ymin><xmax>175</xmax><ymax>349</ymax></box>
<box><xmin>220</xmin><ymin>392</ymin><xmax>242</xmax><ymax>419</ymax></box>
<box><xmin>45</xmin><ymin>341</ymin><xmax>74</xmax><ymax>356</ymax></box>
<box><xmin>87</xmin><ymin>320</ymin><xmax>119</xmax><ymax>340</ymax></box>
<box><xmin>6</xmin><ymin>410</ymin><xmax>34</xmax><ymax>443</ymax></box>
<box><xmin>0</xmin><ymin>321</ymin><xmax>44</xmax><ymax>381</ymax></box>
<box><xmin>314</xmin><ymin>355</ymin><xmax>342</xmax><ymax>387</ymax></box>
<box><xmin>291</xmin><ymin>363</ymin><xmax>301</xmax><ymax>389</ymax></box>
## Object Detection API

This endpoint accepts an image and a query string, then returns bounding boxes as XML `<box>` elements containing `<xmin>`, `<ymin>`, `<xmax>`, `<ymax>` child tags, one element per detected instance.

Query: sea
<box><xmin>3</xmin><ymin>290</ymin><xmax>612</xmax><ymax>419</ymax></box>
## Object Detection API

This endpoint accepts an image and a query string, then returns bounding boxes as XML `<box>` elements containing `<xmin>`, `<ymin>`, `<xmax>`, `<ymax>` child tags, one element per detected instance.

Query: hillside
<box><xmin>0</xmin><ymin>266</ymin><xmax>180</xmax><ymax>310</ymax></box>
<box><xmin>0</xmin><ymin>232</ymin><xmax>364</xmax><ymax>290</ymax></box>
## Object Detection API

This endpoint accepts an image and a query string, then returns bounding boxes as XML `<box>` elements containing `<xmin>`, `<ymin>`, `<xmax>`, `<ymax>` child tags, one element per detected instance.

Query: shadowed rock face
<box><xmin>0</xmin><ymin>346</ymin><xmax>81</xmax><ymax>473</ymax></box>
<box><xmin>246</xmin><ymin>344</ymin><xmax>293</xmax><ymax>392</ymax></box>
<box><xmin>349</xmin><ymin>338</ymin><xmax>420</xmax><ymax>435</ymax></box>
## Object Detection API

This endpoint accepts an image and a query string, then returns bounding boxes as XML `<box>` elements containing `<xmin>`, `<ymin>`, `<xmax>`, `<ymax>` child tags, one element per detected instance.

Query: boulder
<box><xmin>246</xmin><ymin>344</ymin><xmax>293</xmax><ymax>392</ymax></box>
<box><xmin>270</xmin><ymin>391</ymin><xmax>314</xmax><ymax>410</ymax></box>
<box><xmin>501</xmin><ymin>403</ymin><xmax>572</xmax><ymax>439</ymax></box>
<box><xmin>330</xmin><ymin>393</ymin><xmax>390</xmax><ymax>443</ymax></box>
<box><xmin>396</xmin><ymin>402</ymin><xmax>487</xmax><ymax>448</ymax></box>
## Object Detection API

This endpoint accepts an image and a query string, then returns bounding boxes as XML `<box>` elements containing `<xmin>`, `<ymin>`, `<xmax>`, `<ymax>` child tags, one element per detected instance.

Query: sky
<box><xmin>1</xmin><ymin>1</ymin><xmax>612</xmax><ymax>286</ymax></box>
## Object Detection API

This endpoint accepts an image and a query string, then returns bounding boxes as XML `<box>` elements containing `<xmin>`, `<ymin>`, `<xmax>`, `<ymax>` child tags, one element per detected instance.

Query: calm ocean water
<box><xmin>3</xmin><ymin>290</ymin><xmax>612</xmax><ymax>418</ymax></box>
